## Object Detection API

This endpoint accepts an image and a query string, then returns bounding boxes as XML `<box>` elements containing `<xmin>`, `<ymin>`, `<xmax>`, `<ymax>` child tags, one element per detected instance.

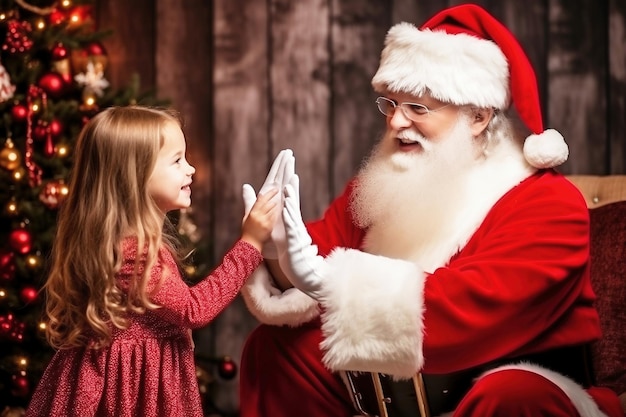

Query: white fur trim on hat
<box><xmin>241</xmin><ymin>265</ymin><xmax>320</xmax><ymax>327</ymax></box>
<box><xmin>371</xmin><ymin>22</ymin><xmax>510</xmax><ymax>109</ymax></box>
<box><xmin>523</xmin><ymin>129</ymin><xmax>569</xmax><ymax>169</ymax></box>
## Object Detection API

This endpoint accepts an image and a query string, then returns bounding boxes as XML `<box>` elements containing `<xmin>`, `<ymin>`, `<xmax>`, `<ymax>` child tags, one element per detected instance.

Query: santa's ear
<box><xmin>470</xmin><ymin>107</ymin><xmax>494</xmax><ymax>137</ymax></box>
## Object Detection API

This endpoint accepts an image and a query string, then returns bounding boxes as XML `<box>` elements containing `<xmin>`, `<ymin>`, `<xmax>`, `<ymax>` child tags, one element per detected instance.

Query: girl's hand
<box><xmin>241</xmin><ymin>187</ymin><xmax>280</xmax><ymax>252</ymax></box>
<box><xmin>241</xmin><ymin>149</ymin><xmax>294</xmax><ymax>258</ymax></box>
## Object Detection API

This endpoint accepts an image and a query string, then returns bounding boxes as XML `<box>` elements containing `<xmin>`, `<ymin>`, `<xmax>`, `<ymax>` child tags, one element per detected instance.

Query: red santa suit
<box><xmin>240</xmin><ymin>4</ymin><xmax>622</xmax><ymax>417</ymax></box>
<box><xmin>240</xmin><ymin>169</ymin><xmax>621</xmax><ymax>417</ymax></box>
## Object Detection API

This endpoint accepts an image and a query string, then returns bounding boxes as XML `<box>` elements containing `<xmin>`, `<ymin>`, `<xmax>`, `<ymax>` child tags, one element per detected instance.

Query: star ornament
<box><xmin>74</xmin><ymin>61</ymin><xmax>109</xmax><ymax>96</ymax></box>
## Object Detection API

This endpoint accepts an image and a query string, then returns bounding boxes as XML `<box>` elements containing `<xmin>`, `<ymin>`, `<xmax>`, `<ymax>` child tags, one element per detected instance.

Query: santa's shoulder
<box><xmin>503</xmin><ymin>169</ymin><xmax>588</xmax><ymax>213</ymax></box>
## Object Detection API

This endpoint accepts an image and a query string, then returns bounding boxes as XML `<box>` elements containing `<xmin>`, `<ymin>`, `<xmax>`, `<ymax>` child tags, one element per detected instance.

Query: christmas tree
<box><xmin>0</xmin><ymin>2</ymin><xmax>240</xmax><ymax>415</ymax></box>
<box><xmin>0</xmin><ymin>0</ymin><xmax>174</xmax><ymax>413</ymax></box>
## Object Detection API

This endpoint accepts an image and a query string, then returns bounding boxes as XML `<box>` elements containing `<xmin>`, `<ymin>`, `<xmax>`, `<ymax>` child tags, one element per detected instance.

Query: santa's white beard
<box><xmin>350</xmin><ymin>115</ymin><xmax>528</xmax><ymax>271</ymax></box>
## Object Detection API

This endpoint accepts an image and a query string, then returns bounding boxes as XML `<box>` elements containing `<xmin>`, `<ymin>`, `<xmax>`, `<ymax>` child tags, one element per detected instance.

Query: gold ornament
<box><xmin>12</xmin><ymin>167</ymin><xmax>26</xmax><ymax>182</ymax></box>
<box><xmin>25</xmin><ymin>254</ymin><xmax>42</xmax><ymax>269</ymax></box>
<box><xmin>0</xmin><ymin>139</ymin><xmax>21</xmax><ymax>171</ymax></box>
<box><xmin>56</xmin><ymin>143</ymin><xmax>69</xmax><ymax>157</ymax></box>
<box><xmin>0</xmin><ymin>406</ymin><xmax>26</xmax><ymax>417</ymax></box>
<box><xmin>71</xmin><ymin>44</ymin><xmax>108</xmax><ymax>74</ymax></box>
<box><xmin>39</xmin><ymin>180</ymin><xmax>69</xmax><ymax>209</ymax></box>
<box><xmin>53</xmin><ymin>58</ymin><xmax>71</xmax><ymax>81</ymax></box>
<box><xmin>195</xmin><ymin>365</ymin><xmax>214</xmax><ymax>395</ymax></box>
<box><xmin>184</xmin><ymin>264</ymin><xmax>197</xmax><ymax>275</ymax></box>
<box><xmin>80</xmin><ymin>89</ymin><xmax>97</xmax><ymax>111</ymax></box>
<box><xmin>51</xmin><ymin>43</ymin><xmax>72</xmax><ymax>83</ymax></box>
<box><xmin>5</xmin><ymin>199</ymin><xmax>18</xmax><ymax>216</ymax></box>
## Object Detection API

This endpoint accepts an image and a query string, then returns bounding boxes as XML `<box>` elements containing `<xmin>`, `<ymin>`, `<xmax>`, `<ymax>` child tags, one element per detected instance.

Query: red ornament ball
<box><xmin>51</xmin><ymin>43</ymin><xmax>69</xmax><ymax>60</ymax></box>
<box><xmin>9</xmin><ymin>229</ymin><xmax>32</xmax><ymax>254</ymax></box>
<box><xmin>49</xmin><ymin>9</ymin><xmax>67</xmax><ymax>25</ymax></box>
<box><xmin>33</xmin><ymin>122</ymin><xmax>48</xmax><ymax>141</ymax></box>
<box><xmin>49</xmin><ymin>119</ymin><xmax>63</xmax><ymax>137</ymax></box>
<box><xmin>1</xmin><ymin>263</ymin><xmax>15</xmax><ymax>281</ymax></box>
<box><xmin>0</xmin><ymin>248</ymin><xmax>15</xmax><ymax>281</ymax></box>
<box><xmin>217</xmin><ymin>356</ymin><xmax>238</xmax><ymax>380</ymax></box>
<box><xmin>20</xmin><ymin>286</ymin><xmax>39</xmax><ymax>304</ymax></box>
<box><xmin>11</xmin><ymin>373</ymin><xmax>30</xmax><ymax>398</ymax></box>
<box><xmin>1</xmin><ymin>248</ymin><xmax>15</xmax><ymax>267</ymax></box>
<box><xmin>0</xmin><ymin>313</ymin><xmax>25</xmax><ymax>342</ymax></box>
<box><xmin>3</xmin><ymin>19</ymin><xmax>34</xmax><ymax>53</ymax></box>
<box><xmin>39</xmin><ymin>180</ymin><xmax>69</xmax><ymax>209</ymax></box>
<box><xmin>38</xmin><ymin>72</ymin><xmax>66</xmax><ymax>98</ymax></box>
<box><xmin>68</xmin><ymin>5</ymin><xmax>94</xmax><ymax>28</ymax></box>
<box><xmin>11</xmin><ymin>104</ymin><xmax>28</xmax><ymax>122</ymax></box>
<box><xmin>85</xmin><ymin>41</ymin><xmax>106</xmax><ymax>56</ymax></box>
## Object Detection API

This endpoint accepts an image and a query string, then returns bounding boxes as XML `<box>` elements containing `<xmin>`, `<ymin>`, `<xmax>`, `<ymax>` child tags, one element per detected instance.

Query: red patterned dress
<box><xmin>26</xmin><ymin>239</ymin><xmax>262</xmax><ymax>417</ymax></box>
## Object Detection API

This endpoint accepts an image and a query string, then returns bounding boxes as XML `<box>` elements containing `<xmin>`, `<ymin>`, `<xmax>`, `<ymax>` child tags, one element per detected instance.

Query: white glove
<box><xmin>279</xmin><ymin>178</ymin><xmax>328</xmax><ymax>299</ymax></box>
<box><xmin>242</xmin><ymin>149</ymin><xmax>294</xmax><ymax>258</ymax></box>
<box><xmin>274</xmin><ymin>171</ymin><xmax>299</xmax><ymax>256</ymax></box>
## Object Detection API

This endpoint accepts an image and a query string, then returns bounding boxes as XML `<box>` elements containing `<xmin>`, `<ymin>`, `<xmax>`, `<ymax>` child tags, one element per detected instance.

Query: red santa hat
<box><xmin>371</xmin><ymin>4</ymin><xmax>568</xmax><ymax>169</ymax></box>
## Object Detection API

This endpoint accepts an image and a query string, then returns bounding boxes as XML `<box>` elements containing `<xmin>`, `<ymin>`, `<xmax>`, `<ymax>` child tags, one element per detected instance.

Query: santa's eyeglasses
<box><xmin>376</xmin><ymin>97</ymin><xmax>450</xmax><ymax>121</ymax></box>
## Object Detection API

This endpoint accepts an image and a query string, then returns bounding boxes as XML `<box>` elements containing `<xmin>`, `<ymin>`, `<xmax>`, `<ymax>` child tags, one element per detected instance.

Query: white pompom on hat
<box><xmin>371</xmin><ymin>4</ymin><xmax>568</xmax><ymax>169</ymax></box>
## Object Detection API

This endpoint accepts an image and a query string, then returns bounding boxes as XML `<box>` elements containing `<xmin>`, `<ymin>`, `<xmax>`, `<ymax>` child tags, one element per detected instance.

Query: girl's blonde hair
<box><xmin>45</xmin><ymin>105</ymin><xmax>184</xmax><ymax>349</ymax></box>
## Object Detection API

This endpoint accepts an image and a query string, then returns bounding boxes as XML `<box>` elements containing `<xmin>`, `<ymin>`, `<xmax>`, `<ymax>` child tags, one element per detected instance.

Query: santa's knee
<box><xmin>454</xmin><ymin>368</ymin><xmax>579</xmax><ymax>417</ymax></box>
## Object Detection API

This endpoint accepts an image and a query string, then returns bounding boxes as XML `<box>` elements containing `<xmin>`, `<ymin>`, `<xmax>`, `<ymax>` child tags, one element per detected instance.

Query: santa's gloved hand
<box><xmin>242</xmin><ymin>149</ymin><xmax>294</xmax><ymax>259</ymax></box>
<box><xmin>279</xmin><ymin>178</ymin><xmax>328</xmax><ymax>299</ymax></box>
<box><xmin>273</xmin><ymin>171</ymin><xmax>299</xmax><ymax>255</ymax></box>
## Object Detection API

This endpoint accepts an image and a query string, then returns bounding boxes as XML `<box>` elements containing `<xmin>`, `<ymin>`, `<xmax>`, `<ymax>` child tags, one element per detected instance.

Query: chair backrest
<box><xmin>567</xmin><ymin>175</ymin><xmax>626</xmax><ymax>208</ymax></box>
<box><xmin>566</xmin><ymin>175</ymin><xmax>626</xmax><ymax>412</ymax></box>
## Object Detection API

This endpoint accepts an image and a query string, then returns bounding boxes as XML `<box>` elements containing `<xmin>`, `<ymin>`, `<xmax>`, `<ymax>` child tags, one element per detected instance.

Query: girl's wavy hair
<box><xmin>45</xmin><ymin>105</ymin><xmax>186</xmax><ymax>349</ymax></box>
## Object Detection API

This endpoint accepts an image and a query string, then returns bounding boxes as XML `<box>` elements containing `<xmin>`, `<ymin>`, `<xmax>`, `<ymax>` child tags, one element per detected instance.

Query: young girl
<box><xmin>25</xmin><ymin>106</ymin><xmax>279</xmax><ymax>417</ymax></box>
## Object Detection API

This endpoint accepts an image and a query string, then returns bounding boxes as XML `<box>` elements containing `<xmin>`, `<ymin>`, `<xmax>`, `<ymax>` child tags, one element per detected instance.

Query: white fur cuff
<box><xmin>241</xmin><ymin>264</ymin><xmax>320</xmax><ymax>327</ymax></box>
<box><xmin>319</xmin><ymin>248</ymin><xmax>426</xmax><ymax>378</ymax></box>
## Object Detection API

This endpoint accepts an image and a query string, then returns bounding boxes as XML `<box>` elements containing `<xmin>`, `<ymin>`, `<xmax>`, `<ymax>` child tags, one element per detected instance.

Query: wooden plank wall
<box><xmin>97</xmin><ymin>0</ymin><xmax>626</xmax><ymax>413</ymax></box>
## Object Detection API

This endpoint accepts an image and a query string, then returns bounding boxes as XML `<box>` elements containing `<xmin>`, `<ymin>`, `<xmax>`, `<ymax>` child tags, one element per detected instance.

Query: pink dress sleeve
<box><xmin>132</xmin><ymin>239</ymin><xmax>263</xmax><ymax>329</ymax></box>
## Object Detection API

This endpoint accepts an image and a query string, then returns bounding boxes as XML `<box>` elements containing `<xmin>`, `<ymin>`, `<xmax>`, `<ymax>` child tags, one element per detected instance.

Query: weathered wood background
<box><xmin>96</xmin><ymin>0</ymin><xmax>626</xmax><ymax>413</ymax></box>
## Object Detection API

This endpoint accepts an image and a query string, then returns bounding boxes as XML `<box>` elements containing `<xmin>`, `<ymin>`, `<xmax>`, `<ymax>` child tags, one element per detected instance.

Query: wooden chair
<box><xmin>567</xmin><ymin>175</ymin><xmax>626</xmax><ymax>414</ymax></box>
<box><xmin>567</xmin><ymin>175</ymin><xmax>626</xmax><ymax>208</ymax></box>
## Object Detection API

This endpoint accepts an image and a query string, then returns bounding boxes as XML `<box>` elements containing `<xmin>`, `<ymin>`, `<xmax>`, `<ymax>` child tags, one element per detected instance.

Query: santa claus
<box><xmin>239</xmin><ymin>4</ymin><xmax>623</xmax><ymax>417</ymax></box>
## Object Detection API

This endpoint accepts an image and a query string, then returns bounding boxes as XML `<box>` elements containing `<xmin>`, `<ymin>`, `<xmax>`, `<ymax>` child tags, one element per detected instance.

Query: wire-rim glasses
<box><xmin>375</xmin><ymin>96</ymin><xmax>451</xmax><ymax>121</ymax></box>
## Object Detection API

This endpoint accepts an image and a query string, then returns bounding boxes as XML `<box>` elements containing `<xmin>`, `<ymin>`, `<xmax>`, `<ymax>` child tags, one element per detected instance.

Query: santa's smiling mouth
<box><xmin>398</xmin><ymin>138</ymin><xmax>423</xmax><ymax>151</ymax></box>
